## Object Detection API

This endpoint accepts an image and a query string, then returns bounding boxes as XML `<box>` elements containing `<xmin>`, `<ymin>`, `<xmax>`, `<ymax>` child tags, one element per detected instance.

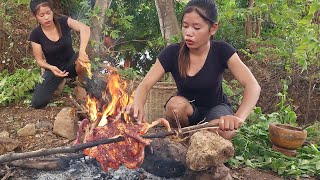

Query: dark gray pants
<box><xmin>31</xmin><ymin>53</ymin><xmax>78</xmax><ymax>108</ymax></box>
<box><xmin>188</xmin><ymin>103</ymin><xmax>234</xmax><ymax>125</ymax></box>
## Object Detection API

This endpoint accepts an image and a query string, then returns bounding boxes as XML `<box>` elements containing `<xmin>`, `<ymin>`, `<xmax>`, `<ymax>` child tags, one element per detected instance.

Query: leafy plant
<box><xmin>229</xmin><ymin>107</ymin><xmax>320</xmax><ymax>177</ymax></box>
<box><xmin>306</xmin><ymin>122</ymin><xmax>320</xmax><ymax>145</ymax></box>
<box><xmin>0</xmin><ymin>68</ymin><xmax>42</xmax><ymax>105</ymax></box>
<box><xmin>222</xmin><ymin>79</ymin><xmax>243</xmax><ymax>111</ymax></box>
<box><xmin>274</xmin><ymin>80</ymin><xmax>297</xmax><ymax>125</ymax></box>
<box><xmin>62</xmin><ymin>84</ymin><xmax>74</xmax><ymax>95</ymax></box>
<box><xmin>229</xmin><ymin>77</ymin><xmax>319</xmax><ymax>178</ymax></box>
<box><xmin>117</xmin><ymin>67</ymin><xmax>141</xmax><ymax>81</ymax></box>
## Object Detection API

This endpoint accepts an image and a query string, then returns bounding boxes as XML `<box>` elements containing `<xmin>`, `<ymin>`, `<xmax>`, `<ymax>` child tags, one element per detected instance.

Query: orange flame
<box><xmin>86</xmin><ymin>68</ymin><xmax>133</xmax><ymax>127</ymax></box>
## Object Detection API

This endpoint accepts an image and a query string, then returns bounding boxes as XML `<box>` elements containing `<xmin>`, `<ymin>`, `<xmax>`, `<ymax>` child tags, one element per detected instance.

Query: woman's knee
<box><xmin>165</xmin><ymin>96</ymin><xmax>192</xmax><ymax>112</ymax></box>
<box><xmin>165</xmin><ymin>96</ymin><xmax>193</xmax><ymax>127</ymax></box>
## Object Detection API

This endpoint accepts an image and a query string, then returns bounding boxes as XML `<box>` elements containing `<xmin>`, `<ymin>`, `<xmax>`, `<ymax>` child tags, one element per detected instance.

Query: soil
<box><xmin>0</xmin><ymin>94</ymin><xmax>287</xmax><ymax>180</ymax></box>
<box><xmin>1</xmin><ymin>2</ymin><xmax>319</xmax><ymax>179</ymax></box>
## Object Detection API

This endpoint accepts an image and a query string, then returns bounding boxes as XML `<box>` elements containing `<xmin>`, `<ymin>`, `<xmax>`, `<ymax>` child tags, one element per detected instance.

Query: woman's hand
<box><xmin>50</xmin><ymin>66</ymin><xmax>69</xmax><ymax>77</ymax></box>
<box><xmin>125</xmin><ymin>103</ymin><xmax>146</xmax><ymax>124</ymax></box>
<box><xmin>77</xmin><ymin>51</ymin><xmax>90</xmax><ymax>68</ymax></box>
<box><xmin>218</xmin><ymin>115</ymin><xmax>244</xmax><ymax>131</ymax></box>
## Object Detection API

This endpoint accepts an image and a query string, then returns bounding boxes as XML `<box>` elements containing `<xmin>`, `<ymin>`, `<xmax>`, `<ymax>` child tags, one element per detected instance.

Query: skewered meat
<box><xmin>77</xmin><ymin>118</ymin><xmax>171</xmax><ymax>172</ymax></box>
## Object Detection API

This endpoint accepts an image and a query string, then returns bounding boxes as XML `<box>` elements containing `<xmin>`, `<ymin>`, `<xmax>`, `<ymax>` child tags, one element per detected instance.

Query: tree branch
<box><xmin>0</xmin><ymin>123</ymin><xmax>218</xmax><ymax>164</ymax></box>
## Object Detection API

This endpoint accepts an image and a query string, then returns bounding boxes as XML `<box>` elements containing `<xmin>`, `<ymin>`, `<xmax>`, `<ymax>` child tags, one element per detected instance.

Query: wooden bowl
<box><xmin>269</xmin><ymin>123</ymin><xmax>307</xmax><ymax>150</ymax></box>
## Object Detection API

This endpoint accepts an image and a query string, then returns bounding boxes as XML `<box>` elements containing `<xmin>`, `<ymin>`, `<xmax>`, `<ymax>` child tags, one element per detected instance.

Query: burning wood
<box><xmin>0</xmin><ymin>67</ymin><xmax>221</xmax><ymax>173</ymax></box>
<box><xmin>75</xmin><ymin>67</ymin><xmax>172</xmax><ymax>172</ymax></box>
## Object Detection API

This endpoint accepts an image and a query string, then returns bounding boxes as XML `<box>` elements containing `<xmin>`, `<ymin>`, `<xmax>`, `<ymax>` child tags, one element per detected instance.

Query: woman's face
<box><xmin>182</xmin><ymin>11</ymin><xmax>217</xmax><ymax>49</ymax></box>
<box><xmin>35</xmin><ymin>5</ymin><xmax>54</xmax><ymax>27</ymax></box>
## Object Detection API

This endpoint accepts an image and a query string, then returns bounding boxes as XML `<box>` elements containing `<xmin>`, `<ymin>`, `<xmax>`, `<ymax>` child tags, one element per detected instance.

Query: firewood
<box><xmin>0</xmin><ymin>123</ymin><xmax>218</xmax><ymax>164</ymax></box>
<box><xmin>6</xmin><ymin>158</ymin><xmax>69</xmax><ymax>170</ymax></box>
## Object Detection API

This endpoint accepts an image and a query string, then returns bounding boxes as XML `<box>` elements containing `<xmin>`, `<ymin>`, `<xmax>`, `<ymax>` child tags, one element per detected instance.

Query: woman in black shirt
<box><xmin>28</xmin><ymin>0</ymin><xmax>90</xmax><ymax>108</ymax></box>
<box><xmin>126</xmin><ymin>0</ymin><xmax>261</xmax><ymax>140</ymax></box>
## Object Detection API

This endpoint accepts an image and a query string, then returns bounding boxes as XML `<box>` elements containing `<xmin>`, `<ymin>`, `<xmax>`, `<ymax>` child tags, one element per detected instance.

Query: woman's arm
<box><xmin>67</xmin><ymin>17</ymin><xmax>91</xmax><ymax>67</ymax></box>
<box><xmin>67</xmin><ymin>17</ymin><xmax>90</xmax><ymax>52</ymax></box>
<box><xmin>227</xmin><ymin>53</ymin><xmax>261</xmax><ymax>121</ymax></box>
<box><xmin>31</xmin><ymin>42</ymin><xmax>68</xmax><ymax>77</ymax></box>
<box><xmin>126</xmin><ymin>59</ymin><xmax>166</xmax><ymax>123</ymax></box>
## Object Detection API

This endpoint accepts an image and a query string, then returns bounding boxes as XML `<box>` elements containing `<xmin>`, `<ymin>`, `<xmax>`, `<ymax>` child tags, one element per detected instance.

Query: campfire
<box><xmin>75</xmin><ymin>67</ymin><xmax>171</xmax><ymax>172</ymax></box>
<box><xmin>0</xmin><ymin>66</ymin><xmax>231</xmax><ymax>179</ymax></box>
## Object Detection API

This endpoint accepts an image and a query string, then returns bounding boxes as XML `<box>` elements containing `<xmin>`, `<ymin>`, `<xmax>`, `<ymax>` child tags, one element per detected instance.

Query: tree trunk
<box><xmin>89</xmin><ymin>0</ymin><xmax>112</xmax><ymax>58</ymax></box>
<box><xmin>245</xmin><ymin>15</ymin><xmax>253</xmax><ymax>38</ymax></box>
<box><xmin>256</xmin><ymin>11</ymin><xmax>262</xmax><ymax>38</ymax></box>
<box><xmin>155</xmin><ymin>0</ymin><xmax>180</xmax><ymax>46</ymax></box>
<box><xmin>245</xmin><ymin>0</ymin><xmax>254</xmax><ymax>38</ymax></box>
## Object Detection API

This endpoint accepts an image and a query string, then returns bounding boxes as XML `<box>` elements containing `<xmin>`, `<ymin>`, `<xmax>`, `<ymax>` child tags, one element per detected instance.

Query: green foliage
<box><xmin>306</xmin><ymin>122</ymin><xmax>320</xmax><ymax>145</ymax></box>
<box><xmin>274</xmin><ymin>80</ymin><xmax>297</xmax><ymax>125</ymax></box>
<box><xmin>0</xmin><ymin>1</ymin><xmax>35</xmax><ymax>72</ymax></box>
<box><xmin>0</xmin><ymin>69</ymin><xmax>42</xmax><ymax>106</ymax></box>
<box><xmin>117</xmin><ymin>67</ymin><xmax>141</xmax><ymax>81</ymax></box>
<box><xmin>5</xmin><ymin>0</ymin><xmax>29</xmax><ymax>5</ymax></box>
<box><xmin>294</xmin><ymin>2</ymin><xmax>320</xmax><ymax>71</ymax></box>
<box><xmin>215</xmin><ymin>1</ymin><xmax>246</xmax><ymax>48</ymax></box>
<box><xmin>222</xmin><ymin>79</ymin><xmax>243</xmax><ymax>111</ymax></box>
<box><xmin>229</xmin><ymin>80</ymin><xmax>320</xmax><ymax>178</ymax></box>
<box><xmin>243</xmin><ymin>0</ymin><xmax>320</xmax><ymax>74</ymax></box>
<box><xmin>62</xmin><ymin>85</ymin><xmax>74</xmax><ymax>95</ymax></box>
<box><xmin>230</xmin><ymin>105</ymin><xmax>320</xmax><ymax>178</ymax></box>
<box><xmin>107</xmin><ymin>0</ymin><xmax>164</xmax><ymax>73</ymax></box>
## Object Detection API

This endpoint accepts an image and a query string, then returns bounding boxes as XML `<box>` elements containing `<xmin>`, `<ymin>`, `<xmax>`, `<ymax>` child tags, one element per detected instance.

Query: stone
<box><xmin>0</xmin><ymin>131</ymin><xmax>10</xmax><ymax>138</ymax></box>
<box><xmin>35</xmin><ymin>121</ymin><xmax>53</xmax><ymax>130</ymax></box>
<box><xmin>0</xmin><ymin>138</ymin><xmax>21</xmax><ymax>155</ymax></box>
<box><xmin>185</xmin><ymin>164</ymin><xmax>232</xmax><ymax>180</ymax></box>
<box><xmin>17</xmin><ymin>123</ymin><xmax>37</xmax><ymax>137</ymax></box>
<box><xmin>53</xmin><ymin>107</ymin><xmax>78</xmax><ymax>140</ymax></box>
<box><xmin>186</xmin><ymin>130</ymin><xmax>234</xmax><ymax>171</ymax></box>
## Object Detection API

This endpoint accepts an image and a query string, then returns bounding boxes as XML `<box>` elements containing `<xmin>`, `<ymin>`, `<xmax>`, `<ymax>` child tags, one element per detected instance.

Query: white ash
<box><xmin>33</xmin><ymin>157</ymin><xmax>182</xmax><ymax>180</ymax></box>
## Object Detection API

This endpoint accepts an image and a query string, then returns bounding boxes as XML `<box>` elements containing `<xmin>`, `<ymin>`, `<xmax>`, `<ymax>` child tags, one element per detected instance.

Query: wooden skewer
<box><xmin>0</xmin><ymin>123</ymin><xmax>218</xmax><ymax>164</ymax></box>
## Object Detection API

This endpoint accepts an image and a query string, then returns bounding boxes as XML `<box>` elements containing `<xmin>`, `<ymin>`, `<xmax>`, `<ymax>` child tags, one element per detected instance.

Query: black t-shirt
<box><xmin>158</xmin><ymin>41</ymin><xmax>236</xmax><ymax>108</ymax></box>
<box><xmin>28</xmin><ymin>16</ymin><xmax>75</xmax><ymax>68</ymax></box>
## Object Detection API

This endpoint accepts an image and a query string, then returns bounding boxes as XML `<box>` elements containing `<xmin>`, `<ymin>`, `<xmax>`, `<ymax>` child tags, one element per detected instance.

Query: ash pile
<box><xmin>32</xmin><ymin>156</ymin><xmax>182</xmax><ymax>180</ymax></box>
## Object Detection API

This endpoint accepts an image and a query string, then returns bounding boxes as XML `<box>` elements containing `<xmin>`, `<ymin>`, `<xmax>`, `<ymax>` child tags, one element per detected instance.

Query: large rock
<box><xmin>186</xmin><ymin>130</ymin><xmax>234</xmax><ymax>171</ymax></box>
<box><xmin>53</xmin><ymin>107</ymin><xmax>78</xmax><ymax>140</ymax></box>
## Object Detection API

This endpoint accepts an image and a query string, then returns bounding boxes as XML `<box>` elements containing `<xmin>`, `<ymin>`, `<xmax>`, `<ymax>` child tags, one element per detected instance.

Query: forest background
<box><xmin>0</xmin><ymin>0</ymin><xmax>319</xmax><ymax>178</ymax></box>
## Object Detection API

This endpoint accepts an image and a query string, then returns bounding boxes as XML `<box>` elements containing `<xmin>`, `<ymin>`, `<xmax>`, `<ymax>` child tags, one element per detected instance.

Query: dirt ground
<box><xmin>0</xmin><ymin>94</ymin><xmax>289</xmax><ymax>180</ymax></box>
<box><xmin>1</xmin><ymin>2</ymin><xmax>319</xmax><ymax>180</ymax></box>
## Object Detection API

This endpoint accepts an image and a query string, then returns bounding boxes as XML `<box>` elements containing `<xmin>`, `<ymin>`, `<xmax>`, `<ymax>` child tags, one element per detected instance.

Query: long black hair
<box><xmin>30</xmin><ymin>0</ymin><xmax>62</xmax><ymax>38</ymax></box>
<box><xmin>178</xmin><ymin>0</ymin><xmax>218</xmax><ymax>78</ymax></box>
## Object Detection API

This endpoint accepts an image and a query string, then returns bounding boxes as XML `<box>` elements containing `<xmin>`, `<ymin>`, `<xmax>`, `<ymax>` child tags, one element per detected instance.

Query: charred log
<box><xmin>141</xmin><ymin>138</ymin><xmax>187</xmax><ymax>178</ymax></box>
<box><xmin>6</xmin><ymin>158</ymin><xmax>70</xmax><ymax>171</ymax></box>
<box><xmin>83</xmin><ymin>75</ymin><xmax>107</xmax><ymax>100</ymax></box>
